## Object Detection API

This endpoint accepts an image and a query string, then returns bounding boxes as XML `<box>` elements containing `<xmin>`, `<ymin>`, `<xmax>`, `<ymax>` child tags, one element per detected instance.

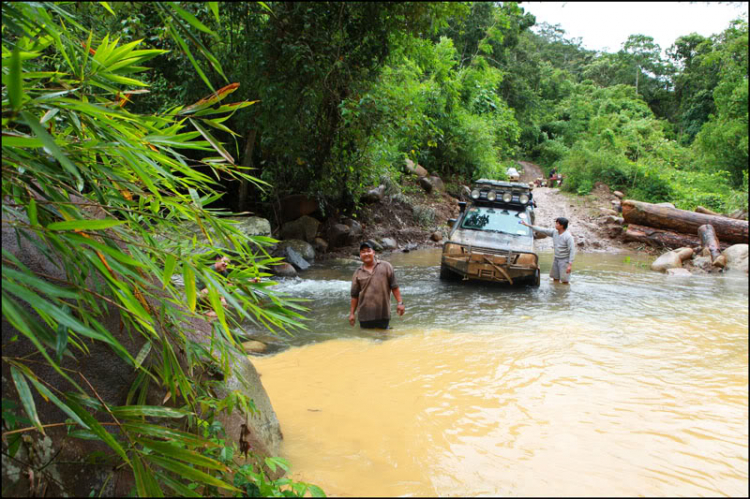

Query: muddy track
<box><xmin>516</xmin><ymin>161</ymin><xmax>626</xmax><ymax>253</ymax></box>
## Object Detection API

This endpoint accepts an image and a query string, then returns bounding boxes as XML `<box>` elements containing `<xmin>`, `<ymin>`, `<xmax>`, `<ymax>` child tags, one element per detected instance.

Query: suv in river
<box><xmin>440</xmin><ymin>179</ymin><xmax>540</xmax><ymax>286</ymax></box>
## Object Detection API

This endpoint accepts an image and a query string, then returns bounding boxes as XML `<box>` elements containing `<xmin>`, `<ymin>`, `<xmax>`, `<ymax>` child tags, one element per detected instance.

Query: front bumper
<box><xmin>441</xmin><ymin>242</ymin><xmax>538</xmax><ymax>284</ymax></box>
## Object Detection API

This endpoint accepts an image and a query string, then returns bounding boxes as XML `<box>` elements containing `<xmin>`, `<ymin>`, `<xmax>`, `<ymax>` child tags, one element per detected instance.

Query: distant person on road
<box><xmin>349</xmin><ymin>242</ymin><xmax>405</xmax><ymax>329</ymax></box>
<box><xmin>520</xmin><ymin>217</ymin><xmax>576</xmax><ymax>284</ymax></box>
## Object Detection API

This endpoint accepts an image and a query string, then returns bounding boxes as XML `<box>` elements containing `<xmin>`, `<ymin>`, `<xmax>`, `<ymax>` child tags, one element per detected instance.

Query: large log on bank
<box><xmin>624</xmin><ymin>224</ymin><xmax>732</xmax><ymax>251</ymax></box>
<box><xmin>698</xmin><ymin>224</ymin><xmax>722</xmax><ymax>261</ymax></box>
<box><xmin>622</xmin><ymin>199</ymin><xmax>749</xmax><ymax>244</ymax></box>
<box><xmin>624</xmin><ymin>224</ymin><xmax>704</xmax><ymax>249</ymax></box>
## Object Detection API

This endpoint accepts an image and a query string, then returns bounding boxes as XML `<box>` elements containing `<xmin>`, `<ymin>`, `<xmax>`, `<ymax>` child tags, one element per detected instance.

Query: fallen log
<box><xmin>622</xmin><ymin>199</ymin><xmax>749</xmax><ymax>244</ymax></box>
<box><xmin>624</xmin><ymin>224</ymin><xmax>731</xmax><ymax>250</ymax></box>
<box><xmin>695</xmin><ymin>206</ymin><xmax>720</xmax><ymax>216</ymax></box>
<box><xmin>697</xmin><ymin>224</ymin><xmax>722</xmax><ymax>262</ymax></box>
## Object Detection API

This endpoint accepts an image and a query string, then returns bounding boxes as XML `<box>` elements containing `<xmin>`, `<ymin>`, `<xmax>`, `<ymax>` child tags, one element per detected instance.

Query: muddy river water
<box><xmin>251</xmin><ymin>249</ymin><xmax>748</xmax><ymax>497</ymax></box>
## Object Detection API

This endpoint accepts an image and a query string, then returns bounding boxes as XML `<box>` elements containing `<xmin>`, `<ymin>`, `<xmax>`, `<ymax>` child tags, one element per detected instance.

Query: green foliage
<box><xmin>532</xmin><ymin>139</ymin><xmax>569</xmax><ymax>169</ymax></box>
<box><xmin>2</xmin><ymin>2</ymin><xmax>318</xmax><ymax>496</ymax></box>
<box><xmin>693</xmin><ymin>20</ymin><xmax>749</xmax><ymax>187</ymax></box>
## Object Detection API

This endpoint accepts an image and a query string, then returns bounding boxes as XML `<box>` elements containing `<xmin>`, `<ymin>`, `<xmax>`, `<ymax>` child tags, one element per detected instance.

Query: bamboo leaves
<box><xmin>8</xmin><ymin>43</ymin><xmax>23</xmax><ymax>111</ymax></box>
<box><xmin>2</xmin><ymin>2</ymin><xmax>315</xmax><ymax>496</ymax></box>
<box><xmin>190</xmin><ymin>118</ymin><xmax>235</xmax><ymax>164</ymax></box>
<box><xmin>10</xmin><ymin>366</ymin><xmax>44</xmax><ymax>434</ymax></box>
<box><xmin>21</xmin><ymin>111</ymin><xmax>84</xmax><ymax>191</ymax></box>
<box><xmin>46</xmin><ymin>219</ymin><xmax>124</xmax><ymax>231</ymax></box>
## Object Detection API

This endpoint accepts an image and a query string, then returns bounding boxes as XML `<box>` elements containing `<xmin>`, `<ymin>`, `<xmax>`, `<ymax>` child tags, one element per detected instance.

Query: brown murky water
<box><xmin>251</xmin><ymin>249</ymin><xmax>749</xmax><ymax>496</ymax></box>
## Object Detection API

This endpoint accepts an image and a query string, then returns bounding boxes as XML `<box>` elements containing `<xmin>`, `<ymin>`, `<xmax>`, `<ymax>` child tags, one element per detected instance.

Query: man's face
<box><xmin>555</xmin><ymin>221</ymin><xmax>564</xmax><ymax>232</ymax></box>
<box><xmin>359</xmin><ymin>247</ymin><xmax>375</xmax><ymax>264</ymax></box>
<box><xmin>215</xmin><ymin>257</ymin><xmax>229</xmax><ymax>272</ymax></box>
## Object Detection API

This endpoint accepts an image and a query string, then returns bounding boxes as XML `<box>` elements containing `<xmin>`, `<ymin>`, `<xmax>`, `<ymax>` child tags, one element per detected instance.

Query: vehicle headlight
<box><xmin>519</xmin><ymin>193</ymin><xmax>530</xmax><ymax>205</ymax></box>
<box><xmin>471</xmin><ymin>189</ymin><xmax>480</xmax><ymax>200</ymax></box>
<box><xmin>486</xmin><ymin>190</ymin><xmax>497</xmax><ymax>201</ymax></box>
<box><xmin>502</xmin><ymin>191</ymin><xmax>513</xmax><ymax>203</ymax></box>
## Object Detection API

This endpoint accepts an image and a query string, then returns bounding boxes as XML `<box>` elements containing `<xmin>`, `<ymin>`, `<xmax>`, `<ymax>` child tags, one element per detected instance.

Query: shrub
<box><xmin>559</xmin><ymin>144</ymin><xmax>633</xmax><ymax>193</ymax></box>
<box><xmin>532</xmin><ymin>139</ymin><xmax>569</xmax><ymax>169</ymax></box>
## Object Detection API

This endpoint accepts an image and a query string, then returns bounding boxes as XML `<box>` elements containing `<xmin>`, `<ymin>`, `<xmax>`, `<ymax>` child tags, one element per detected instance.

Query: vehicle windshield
<box><xmin>460</xmin><ymin>206</ymin><xmax>532</xmax><ymax>237</ymax></box>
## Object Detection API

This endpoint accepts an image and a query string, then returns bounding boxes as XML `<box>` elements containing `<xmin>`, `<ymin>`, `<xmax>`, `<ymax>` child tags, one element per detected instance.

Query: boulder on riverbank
<box><xmin>270</xmin><ymin>262</ymin><xmax>297</xmax><ymax>277</ymax></box>
<box><xmin>721</xmin><ymin>244</ymin><xmax>749</xmax><ymax>273</ymax></box>
<box><xmin>278</xmin><ymin>239</ymin><xmax>315</xmax><ymax>262</ymax></box>
<box><xmin>276</xmin><ymin>194</ymin><xmax>319</xmax><ymax>223</ymax></box>
<box><xmin>280</xmin><ymin>215</ymin><xmax>320</xmax><ymax>243</ymax></box>
<box><xmin>405</xmin><ymin>158</ymin><xmax>429</xmax><ymax>177</ymax></box>
<box><xmin>651</xmin><ymin>250</ymin><xmax>684</xmax><ymax>272</ymax></box>
<box><xmin>362</xmin><ymin>185</ymin><xmax>386</xmax><ymax>204</ymax></box>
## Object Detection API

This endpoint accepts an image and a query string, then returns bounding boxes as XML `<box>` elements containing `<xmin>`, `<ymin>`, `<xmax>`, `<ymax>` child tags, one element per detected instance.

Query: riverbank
<box><xmin>321</xmin><ymin>160</ymin><xmax>653</xmax><ymax>261</ymax></box>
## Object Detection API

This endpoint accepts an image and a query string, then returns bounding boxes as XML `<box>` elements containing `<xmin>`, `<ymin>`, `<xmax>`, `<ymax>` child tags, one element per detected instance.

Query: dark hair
<box><xmin>360</xmin><ymin>241</ymin><xmax>374</xmax><ymax>251</ymax></box>
<box><xmin>555</xmin><ymin>217</ymin><xmax>569</xmax><ymax>229</ymax></box>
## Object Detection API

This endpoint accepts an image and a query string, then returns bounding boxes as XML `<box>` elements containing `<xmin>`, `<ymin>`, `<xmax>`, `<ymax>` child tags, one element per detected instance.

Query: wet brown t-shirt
<box><xmin>350</xmin><ymin>260</ymin><xmax>399</xmax><ymax>322</ymax></box>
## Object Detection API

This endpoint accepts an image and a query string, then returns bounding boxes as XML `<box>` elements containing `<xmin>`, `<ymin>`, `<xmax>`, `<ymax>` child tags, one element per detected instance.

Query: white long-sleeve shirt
<box><xmin>529</xmin><ymin>225</ymin><xmax>576</xmax><ymax>262</ymax></box>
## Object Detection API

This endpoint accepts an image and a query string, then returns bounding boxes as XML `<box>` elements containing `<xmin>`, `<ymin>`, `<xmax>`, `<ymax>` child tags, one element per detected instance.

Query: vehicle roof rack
<box><xmin>474</xmin><ymin>178</ymin><xmax>531</xmax><ymax>190</ymax></box>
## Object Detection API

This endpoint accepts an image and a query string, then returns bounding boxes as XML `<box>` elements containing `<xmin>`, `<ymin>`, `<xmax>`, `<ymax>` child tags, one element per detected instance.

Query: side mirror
<box><xmin>458</xmin><ymin>201</ymin><xmax>467</xmax><ymax>213</ymax></box>
<box><xmin>447</xmin><ymin>218</ymin><xmax>457</xmax><ymax>226</ymax></box>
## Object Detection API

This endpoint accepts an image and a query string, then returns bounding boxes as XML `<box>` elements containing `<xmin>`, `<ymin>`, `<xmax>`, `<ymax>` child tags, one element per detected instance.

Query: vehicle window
<box><xmin>461</xmin><ymin>207</ymin><xmax>532</xmax><ymax>236</ymax></box>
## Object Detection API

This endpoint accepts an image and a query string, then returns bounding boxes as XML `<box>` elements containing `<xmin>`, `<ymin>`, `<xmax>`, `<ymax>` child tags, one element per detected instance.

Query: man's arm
<box><xmin>350</xmin><ymin>270</ymin><xmax>362</xmax><ymax>326</ymax></box>
<box><xmin>520</xmin><ymin>221</ymin><xmax>554</xmax><ymax>237</ymax></box>
<box><xmin>392</xmin><ymin>287</ymin><xmax>405</xmax><ymax>316</ymax></box>
<box><xmin>349</xmin><ymin>297</ymin><xmax>358</xmax><ymax>326</ymax></box>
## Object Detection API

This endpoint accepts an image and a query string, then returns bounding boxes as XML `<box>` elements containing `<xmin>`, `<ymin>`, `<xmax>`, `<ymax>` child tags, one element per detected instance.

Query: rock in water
<box><xmin>284</xmin><ymin>246</ymin><xmax>310</xmax><ymax>271</ymax></box>
<box><xmin>380</xmin><ymin>237</ymin><xmax>398</xmax><ymax>250</ymax></box>
<box><xmin>271</xmin><ymin>262</ymin><xmax>297</xmax><ymax>277</ymax></box>
<box><xmin>242</xmin><ymin>340</ymin><xmax>268</xmax><ymax>354</ymax></box>
<box><xmin>721</xmin><ymin>244</ymin><xmax>749</xmax><ymax>273</ymax></box>
<box><xmin>675</xmin><ymin>247</ymin><xmax>694</xmax><ymax>261</ymax></box>
<box><xmin>651</xmin><ymin>251</ymin><xmax>683</xmax><ymax>272</ymax></box>
<box><xmin>278</xmin><ymin>239</ymin><xmax>315</xmax><ymax>262</ymax></box>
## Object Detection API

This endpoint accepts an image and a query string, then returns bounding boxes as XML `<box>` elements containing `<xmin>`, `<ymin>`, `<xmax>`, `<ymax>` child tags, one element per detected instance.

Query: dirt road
<box><xmin>516</xmin><ymin>161</ymin><xmax>624</xmax><ymax>253</ymax></box>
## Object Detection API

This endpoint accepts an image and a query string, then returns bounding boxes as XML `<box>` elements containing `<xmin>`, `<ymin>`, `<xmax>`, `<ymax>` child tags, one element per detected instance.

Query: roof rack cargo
<box><xmin>473</xmin><ymin>178</ymin><xmax>531</xmax><ymax>190</ymax></box>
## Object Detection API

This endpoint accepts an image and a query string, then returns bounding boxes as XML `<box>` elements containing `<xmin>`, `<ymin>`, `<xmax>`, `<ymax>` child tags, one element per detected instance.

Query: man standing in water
<box><xmin>520</xmin><ymin>217</ymin><xmax>576</xmax><ymax>284</ymax></box>
<box><xmin>349</xmin><ymin>242</ymin><xmax>405</xmax><ymax>329</ymax></box>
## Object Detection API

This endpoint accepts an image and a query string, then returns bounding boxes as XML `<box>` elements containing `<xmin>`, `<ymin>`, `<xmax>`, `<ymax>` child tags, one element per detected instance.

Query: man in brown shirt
<box><xmin>349</xmin><ymin>242</ymin><xmax>405</xmax><ymax>329</ymax></box>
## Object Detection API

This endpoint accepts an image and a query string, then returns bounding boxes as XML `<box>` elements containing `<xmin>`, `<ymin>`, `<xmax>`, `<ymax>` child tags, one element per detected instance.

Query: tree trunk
<box><xmin>635</xmin><ymin>65</ymin><xmax>639</xmax><ymax>95</ymax></box>
<box><xmin>697</xmin><ymin>224</ymin><xmax>722</xmax><ymax>262</ymax></box>
<box><xmin>624</xmin><ymin>224</ymin><xmax>705</xmax><ymax>249</ymax></box>
<box><xmin>238</xmin><ymin>130</ymin><xmax>257</xmax><ymax>212</ymax></box>
<box><xmin>622</xmin><ymin>199</ymin><xmax>749</xmax><ymax>244</ymax></box>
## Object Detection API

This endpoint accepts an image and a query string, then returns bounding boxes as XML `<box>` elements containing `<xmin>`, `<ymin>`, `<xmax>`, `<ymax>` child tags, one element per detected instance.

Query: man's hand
<box><xmin>566</xmin><ymin>263</ymin><xmax>572</xmax><ymax>274</ymax></box>
<box><xmin>519</xmin><ymin>220</ymin><xmax>530</xmax><ymax>227</ymax></box>
<box><xmin>396</xmin><ymin>304</ymin><xmax>405</xmax><ymax>316</ymax></box>
<box><xmin>349</xmin><ymin>313</ymin><xmax>356</xmax><ymax>326</ymax></box>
